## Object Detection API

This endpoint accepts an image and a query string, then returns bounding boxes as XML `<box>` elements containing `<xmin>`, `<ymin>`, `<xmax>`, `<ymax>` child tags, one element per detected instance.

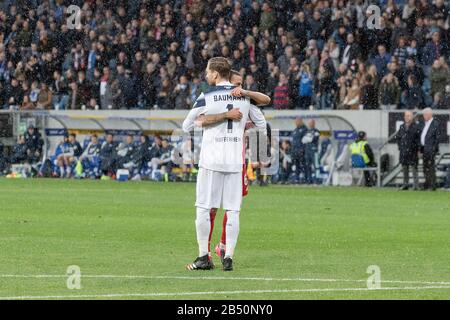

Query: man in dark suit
<box><xmin>303</xmin><ymin>119</ymin><xmax>321</xmax><ymax>184</ymax></box>
<box><xmin>420</xmin><ymin>108</ymin><xmax>441</xmax><ymax>190</ymax></box>
<box><xmin>291</xmin><ymin>117</ymin><xmax>307</xmax><ymax>184</ymax></box>
<box><xmin>341</xmin><ymin>33</ymin><xmax>360</xmax><ymax>67</ymax></box>
<box><xmin>394</xmin><ymin>111</ymin><xmax>421</xmax><ymax>190</ymax></box>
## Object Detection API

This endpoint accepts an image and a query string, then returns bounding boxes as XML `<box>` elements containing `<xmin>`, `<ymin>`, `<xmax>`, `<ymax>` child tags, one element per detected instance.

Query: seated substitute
<box><xmin>78</xmin><ymin>134</ymin><xmax>102</xmax><ymax>178</ymax></box>
<box><xmin>116</xmin><ymin>134</ymin><xmax>138</xmax><ymax>171</ymax></box>
<box><xmin>64</xmin><ymin>133</ymin><xmax>83</xmax><ymax>178</ymax></box>
<box><xmin>10</xmin><ymin>135</ymin><xmax>28</xmax><ymax>165</ymax></box>
<box><xmin>55</xmin><ymin>134</ymin><xmax>73</xmax><ymax>178</ymax></box>
<box><xmin>150</xmin><ymin>139</ymin><xmax>173</xmax><ymax>181</ymax></box>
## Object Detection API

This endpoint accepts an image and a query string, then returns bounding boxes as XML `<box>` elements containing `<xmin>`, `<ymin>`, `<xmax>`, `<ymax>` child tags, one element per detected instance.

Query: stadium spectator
<box><xmin>273</xmin><ymin>73</ymin><xmax>290</xmax><ymax>109</ymax></box>
<box><xmin>401</xmin><ymin>58</ymin><xmax>425</xmax><ymax>90</ymax></box>
<box><xmin>315</xmin><ymin>65</ymin><xmax>334</xmax><ymax>110</ymax></box>
<box><xmin>342</xmin><ymin>78</ymin><xmax>361</xmax><ymax>110</ymax></box>
<box><xmin>401</xmin><ymin>75</ymin><xmax>425</xmax><ymax>109</ymax></box>
<box><xmin>442</xmin><ymin>85</ymin><xmax>450</xmax><ymax>109</ymax></box>
<box><xmin>432</xmin><ymin>92</ymin><xmax>447</xmax><ymax>109</ymax></box>
<box><xmin>336</xmin><ymin>75</ymin><xmax>349</xmax><ymax>110</ymax></box>
<box><xmin>121</xmin><ymin>70</ymin><xmax>139</xmax><ymax>110</ymax></box>
<box><xmin>406</xmin><ymin>39</ymin><xmax>419</xmax><ymax>61</ymax></box>
<box><xmin>341</xmin><ymin>33</ymin><xmax>360</xmax><ymax>67</ymax></box>
<box><xmin>28</xmin><ymin>81</ymin><xmax>40</xmax><ymax>106</ymax></box>
<box><xmin>422</xmin><ymin>32</ymin><xmax>446</xmax><ymax>69</ymax></box>
<box><xmin>370</xmin><ymin>45</ymin><xmax>391</xmax><ymax>78</ymax></box>
<box><xmin>173</xmin><ymin>75</ymin><xmax>192</xmax><ymax>110</ymax></box>
<box><xmin>392</xmin><ymin>37</ymin><xmax>408</xmax><ymax>67</ymax></box>
<box><xmin>3</xmin><ymin>77</ymin><xmax>23</xmax><ymax>109</ymax></box>
<box><xmin>156</xmin><ymin>77</ymin><xmax>173</xmax><ymax>109</ymax></box>
<box><xmin>244</xmin><ymin>74</ymin><xmax>258</xmax><ymax>92</ymax></box>
<box><xmin>0</xmin><ymin>0</ymin><xmax>449</xmax><ymax>111</ymax></box>
<box><xmin>36</xmin><ymin>82</ymin><xmax>53</xmax><ymax>109</ymax></box>
<box><xmin>394</xmin><ymin>111</ymin><xmax>421</xmax><ymax>190</ymax></box>
<box><xmin>429</xmin><ymin>59</ymin><xmax>449</xmax><ymax>98</ymax></box>
<box><xmin>68</xmin><ymin>81</ymin><xmax>83</xmax><ymax>110</ymax></box>
<box><xmin>277</xmin><ymin>46</ymin><xmax>293</xmax><ymax>76</ymax></box>
<box><xmin>297</xmin><ymin>63</ymin><xmax>313</xmax><ymax>110</ymax></box>
<box><xmin>51</xmin><ymin>70</ymin><xmax>69</xmax><ymax>110</ymax></box>
<box><xmin>420</xmin><ymin>108</ymin><xmax>440</xmax><ymax>191</ymax></box>
<box><xmin>379</xmin><ymin>73</ymin><xmax>401</xmax><ymax>110</ymax></box>
<box><xmin>327</xmin><ymin>39</ymin><xmax>340</xmax><ymax>71</ymax></box>
<box><xmin>360</xmin><ymin>75</ymin><xmax>379</xmax><ymax>110</ymax></box>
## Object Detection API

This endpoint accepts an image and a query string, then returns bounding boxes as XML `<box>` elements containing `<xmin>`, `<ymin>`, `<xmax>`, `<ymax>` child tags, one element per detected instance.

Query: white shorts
<box><xmin>195</xmin><ymin>168</ymin><xmax>242</xmax><ymax>211</ymax></box>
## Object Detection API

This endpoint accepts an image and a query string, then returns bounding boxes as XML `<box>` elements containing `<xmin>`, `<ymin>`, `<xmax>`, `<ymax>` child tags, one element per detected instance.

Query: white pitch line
<box><xmin>2</xmin><ymin>274</ymin><xmax>450</xmax><ymax>286</ymax></box>
<box><xmin>2</xmin><ymin>286</ymin><xmax>450</xmax><ymax>300</ymax></box>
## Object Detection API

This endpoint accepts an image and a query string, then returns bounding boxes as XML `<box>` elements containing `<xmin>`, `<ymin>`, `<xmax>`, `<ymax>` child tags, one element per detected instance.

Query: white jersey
<box><xmin>183</xmin><ymin>81</ymin><xmax>266</xmax><ymax>173</ymax></box>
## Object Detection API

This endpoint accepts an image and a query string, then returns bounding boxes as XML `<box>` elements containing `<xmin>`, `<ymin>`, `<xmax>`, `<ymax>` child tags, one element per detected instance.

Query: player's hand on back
<box><xmin>194</xmin><ymin>115</ymin><xmax>206</xmax><ymax>127</ymax></box>
<box><xmin>230</xmin><ymin>87</ymin><xmax>248</xmax><ymax>98</ymax></box>
<box><xmin>226</xmin><ymin>108</ymin><xmax>242</xmax><ymax>121</ymax></box>
<box><xmin>245</xmin><ymin>120</ymin><xmax>254</xmax><ymax>129</ymax></box>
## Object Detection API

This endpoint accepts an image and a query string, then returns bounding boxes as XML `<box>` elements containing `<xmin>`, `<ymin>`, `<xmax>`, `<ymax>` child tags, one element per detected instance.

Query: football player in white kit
<box><xmin>182</xmin><ymin>57</ymin><xmax>267</xmax><ymax>271</ymax></box>
<box><xmin>195</xmin><ymin>70</ymin><xmax>270</xmax><ymax>267</ymax></box>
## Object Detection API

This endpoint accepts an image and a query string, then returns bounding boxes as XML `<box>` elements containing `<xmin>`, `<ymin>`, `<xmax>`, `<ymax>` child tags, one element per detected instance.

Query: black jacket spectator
<box><xmin>400</xmin><ymin>62</ymin><xmax>425</xmax><ymax>90</ymax></box>
<box><xmin>420</xmin><ymin>115</ymin><xmax>441</xmax><ymax>190</ymax></box>
<box><xmin>402</xmin><ymin>79</ymin><xmax>425</xmax><ymax>109</ymax></box>
<box><xmin>4</xmin><ymin>79</ymin><xmax>23</xmax><ymax>106</ymax></box>
<box><xmin>121</xmin><ymin>73</ymin><xmax>138</xmax><ymax>109</ymax></box>
<box><xmin>421</xmin><ymin>120</ymin><xmax>440</xmax><ymax>156</ymax></box>
<box><xmin>379</xmin><ymin>76</ymin><xmax>401</xmax><ymax>107</ymax></box>
<box><xmin>341</xmin><ymin>39</ymin><xmax>361</xmax><ymax>66</ymax></box>
<box><xmin>360</xmin><ymin>77</ymin><xmax>378</xmax><ymax>110</ymax></box>
<box><xmin>394</xmin><ymin>121</ymin><xmax>421</xmax><ymax>166</ymax></box>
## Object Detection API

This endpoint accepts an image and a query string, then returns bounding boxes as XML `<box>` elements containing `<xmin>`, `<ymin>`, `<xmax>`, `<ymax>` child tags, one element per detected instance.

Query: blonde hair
<box><xmin>207</xmin><ymin>57</ymin><xmax>231</xmax><ymax>78</ymax></box>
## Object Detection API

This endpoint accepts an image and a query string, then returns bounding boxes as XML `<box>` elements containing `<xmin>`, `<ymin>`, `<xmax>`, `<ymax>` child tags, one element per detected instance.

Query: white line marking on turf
<box><xmin>2</xmin><ymin>274</ymin><xmax>450</xmax><ymax>286</ymax></box>
<box><xmin>1</xmin><ymin>286</ymin><xmax>450</xmax><ymax>300</ymax></box>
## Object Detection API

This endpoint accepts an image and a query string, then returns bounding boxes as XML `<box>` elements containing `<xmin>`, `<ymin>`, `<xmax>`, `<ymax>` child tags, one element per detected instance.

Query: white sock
<box><xmin>225</xmin><ymin>210</ymin><xmax>240</xmax><ymax>259</ymax></box>
<box><xmin>195</xmin><ymin>207</ymin><xmax>211</xmax><ymax>257</ymax></box>
<box><xmin>67</xmin><ymin>167</ymin><xmax>72</xmax><ymax>175</ymax></box>
<box><xmin>60</xmin><ymin>167</ymin><xmax>65</xmax><ymax>177</ymax></box>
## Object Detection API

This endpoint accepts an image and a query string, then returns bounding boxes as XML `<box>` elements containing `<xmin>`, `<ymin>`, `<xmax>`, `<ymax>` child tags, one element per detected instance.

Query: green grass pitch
<box><xmin>1</xmin><ymin>178</ymin><xmax>450</xmax><ymax>300</ymax></box>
